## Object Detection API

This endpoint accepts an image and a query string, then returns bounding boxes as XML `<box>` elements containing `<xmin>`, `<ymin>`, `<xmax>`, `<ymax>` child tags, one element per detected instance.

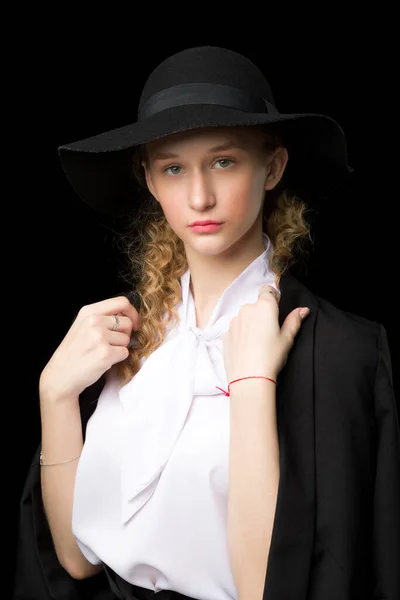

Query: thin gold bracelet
<box><xmin>39</xmin><ymin>451</ymin><xmax>81</xmax><ymax>466</ymax></box>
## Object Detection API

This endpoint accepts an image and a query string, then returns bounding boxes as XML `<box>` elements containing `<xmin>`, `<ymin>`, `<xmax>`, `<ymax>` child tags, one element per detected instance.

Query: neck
<box><xmin>186</xmin><ymin>226</ymin><xmax>267</xmax><ymax>312</ymax></box>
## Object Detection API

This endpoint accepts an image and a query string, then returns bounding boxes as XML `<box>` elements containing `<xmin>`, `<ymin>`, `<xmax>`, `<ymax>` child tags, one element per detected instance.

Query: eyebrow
<box><xmin>151</xmin><ymin>141</ymin><xmax>244</xmax><ymax>161</ymax></box>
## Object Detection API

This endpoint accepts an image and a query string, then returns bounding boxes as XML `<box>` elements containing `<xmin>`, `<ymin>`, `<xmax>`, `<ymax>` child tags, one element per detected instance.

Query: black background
<box><xmin>10</xmin><ymin>17</ymin><xmax>398</xmax><ymax>590</ymax></box>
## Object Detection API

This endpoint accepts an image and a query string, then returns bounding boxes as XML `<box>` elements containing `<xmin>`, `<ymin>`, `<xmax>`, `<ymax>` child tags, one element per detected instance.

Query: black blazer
<box><xmin>13</xmin><ymin>271</ymin><xmax>400</xmax><ymax>600</ymax></box>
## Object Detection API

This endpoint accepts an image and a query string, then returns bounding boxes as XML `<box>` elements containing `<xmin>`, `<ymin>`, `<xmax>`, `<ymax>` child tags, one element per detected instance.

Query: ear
<box><xmin>142</xmin><ymin>161</ymin><xmax>157</xmax><ymax>199</ymax></box>
<box><xmin>264</xmin><ymin>147</ymin><xmax>289</xmax><ymax>191</ymax></box>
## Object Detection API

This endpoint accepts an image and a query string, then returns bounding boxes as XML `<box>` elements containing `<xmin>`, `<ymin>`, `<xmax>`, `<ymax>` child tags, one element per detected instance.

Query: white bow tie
<box><xmin>114</xmin><ymin>234</ymin><xmax>279</xmax><ymax>524</ymax></box>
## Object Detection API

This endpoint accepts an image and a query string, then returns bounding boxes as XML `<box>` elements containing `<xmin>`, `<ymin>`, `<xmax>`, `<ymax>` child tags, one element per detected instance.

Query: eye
<box><xmin>165</xmin><ymin>165</ymin><xmax>182</xmax><ymax>175</ymax></box>
<box><xmin>214</xmin><ymin>158</ymin><xmax>234</xmax><ymax>169</ymax></box>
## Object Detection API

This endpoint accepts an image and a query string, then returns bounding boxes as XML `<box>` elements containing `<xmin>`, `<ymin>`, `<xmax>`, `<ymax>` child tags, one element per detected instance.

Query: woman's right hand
<box><xmin>39</xmin><ymin>295</ymin><xmax>140</xmax><ymax>403</ymax></box>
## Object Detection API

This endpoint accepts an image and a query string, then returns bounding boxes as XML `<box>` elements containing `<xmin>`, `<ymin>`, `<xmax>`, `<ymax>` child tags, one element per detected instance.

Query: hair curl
<box><xmin>116</xmin><ymin>125</ymin><xmax>314</xmax><ymax>387</ymax></box>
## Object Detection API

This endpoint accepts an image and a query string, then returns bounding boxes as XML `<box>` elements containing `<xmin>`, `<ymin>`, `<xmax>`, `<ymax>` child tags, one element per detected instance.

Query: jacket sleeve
<box><xmin>13</xmin><ymin>379</ymin><xmax>114</xmax><ymax>600</ymax></box>
<box><xmin>373</xmin><ymin>325</ymin><xmax>400</xmax><ymax>598</ymax></box>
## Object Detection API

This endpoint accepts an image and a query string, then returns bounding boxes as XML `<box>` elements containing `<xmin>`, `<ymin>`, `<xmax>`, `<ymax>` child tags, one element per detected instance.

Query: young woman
<box><xmin>14</xmin><ymin>46</ymin><xmax>399</xmax><ymax>600</ymax></box>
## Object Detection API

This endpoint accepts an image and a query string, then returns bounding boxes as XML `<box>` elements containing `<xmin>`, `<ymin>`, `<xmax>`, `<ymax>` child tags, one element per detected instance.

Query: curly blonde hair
<box><xmin>116</xmin><ymin>125</ymin><xmax>314</xmax><ymax>387</ymax></box>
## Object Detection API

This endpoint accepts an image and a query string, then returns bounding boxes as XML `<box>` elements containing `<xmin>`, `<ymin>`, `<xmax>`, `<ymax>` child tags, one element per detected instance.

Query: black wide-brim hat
<box><xmin>58</xmin><ymin>46</ymin><xmax>353</xmax><ymax>218</ymax></box>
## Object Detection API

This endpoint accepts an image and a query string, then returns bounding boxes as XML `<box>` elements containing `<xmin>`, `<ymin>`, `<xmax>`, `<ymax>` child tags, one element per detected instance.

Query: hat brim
<box><xmin>58</xmin><ymin>104</ymin><xmax>353</xmax><ymax>217</ymax></box>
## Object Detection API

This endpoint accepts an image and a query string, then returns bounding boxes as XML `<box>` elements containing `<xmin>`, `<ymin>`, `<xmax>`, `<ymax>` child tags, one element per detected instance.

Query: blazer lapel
<box><xmin>263</xmin><ymin>270</ymin><xmax>319</xmax><ymax>599</ymax></box>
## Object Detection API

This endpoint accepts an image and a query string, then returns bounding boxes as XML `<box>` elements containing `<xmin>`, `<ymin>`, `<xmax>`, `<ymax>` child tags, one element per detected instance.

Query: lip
<box><xmin>189</xmin><ymin>220</ymin><xmax>223</xmax><ymax>226</ymax></box>
<box><xmin>190</xmin><ymin>222</ymin><xmax>223</xmax><ymax>233</ymax></box>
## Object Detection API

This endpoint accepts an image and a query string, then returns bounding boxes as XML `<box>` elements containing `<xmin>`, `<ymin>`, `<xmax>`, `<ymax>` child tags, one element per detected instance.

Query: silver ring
<box><xmin>112</xmin><ymin>314</ymin><xmax>119</xmax><ymax>331</ymax></box>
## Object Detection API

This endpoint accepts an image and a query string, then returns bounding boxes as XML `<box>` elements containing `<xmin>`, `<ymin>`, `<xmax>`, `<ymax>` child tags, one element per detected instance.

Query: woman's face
<box><xmin>142</xmin><ymin>126</ymin><xmax>288</xmax><ymax>257</ymax></box>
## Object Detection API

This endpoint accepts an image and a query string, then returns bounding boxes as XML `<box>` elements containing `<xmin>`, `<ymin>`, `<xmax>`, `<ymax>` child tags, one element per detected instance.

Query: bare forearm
<box><xmin>227</xmin><ymin>379</ymin><xmax>280</xmax><ymax>600</ymax></box>
<box><xmin>40</xmin><ymin>392</ymin><xmax>101</xmax><ymax>578</ymax></box>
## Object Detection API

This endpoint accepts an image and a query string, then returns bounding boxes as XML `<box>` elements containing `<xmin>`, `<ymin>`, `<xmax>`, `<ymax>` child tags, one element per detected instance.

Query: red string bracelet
<box><xmin>216</xmin><ymin>375</ymin><xmax>277</xmax><ymax>397</ymax></box>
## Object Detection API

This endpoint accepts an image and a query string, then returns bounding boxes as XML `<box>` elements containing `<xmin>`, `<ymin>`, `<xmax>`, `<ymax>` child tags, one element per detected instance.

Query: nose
<box><xmin>188</xmin><ymin>169</ymin><xmax>216</xmax><ymax>210</ymax></box>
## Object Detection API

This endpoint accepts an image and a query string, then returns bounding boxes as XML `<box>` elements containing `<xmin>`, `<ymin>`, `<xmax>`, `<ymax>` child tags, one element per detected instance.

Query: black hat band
<box><xmin>138</xmin><ymin>83</ymin><xmax>278</xmax><ymax>120</ymax></box>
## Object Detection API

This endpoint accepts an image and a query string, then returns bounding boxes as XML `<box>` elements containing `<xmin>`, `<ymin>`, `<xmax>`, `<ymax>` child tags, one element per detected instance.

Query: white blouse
<box><xmin>72</xmin><ymin>232</ymin><xmax>280</xmax><ymax>599</ymax></box>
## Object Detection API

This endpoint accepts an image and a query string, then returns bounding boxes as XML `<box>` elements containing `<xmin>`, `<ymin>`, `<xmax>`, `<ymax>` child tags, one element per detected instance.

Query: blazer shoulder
<box><xmin>306</xmin><ymin>286</ymin><xmax>392</xmax><ymax>412</ymax></box>
<box><xmin>314</xmin><ymin>287</ymin><xmax>383</xmax><ymax>342</ymax></box>
<box><xmin>297</xmin><ymin>279</ymin><xmax>386</xmax><ymax>376</ymax></box>
<box><xmin>286</xmin><ymin>272</ymin><xmax>382</xmax><ymax>342</ymax></box>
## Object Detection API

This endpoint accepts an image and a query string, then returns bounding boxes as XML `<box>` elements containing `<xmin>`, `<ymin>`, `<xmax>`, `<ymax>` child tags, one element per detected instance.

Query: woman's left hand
<box><xmin>222</xmin><ymin>284</ymin><xmax>310</xmax><ymax>384</ymax></box>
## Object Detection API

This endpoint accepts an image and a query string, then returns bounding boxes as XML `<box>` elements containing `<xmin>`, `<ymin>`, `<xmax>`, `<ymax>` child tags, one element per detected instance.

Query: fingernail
<box><xmin>299</xmin><ymin>307</ymin><xmax>310</xmax><ymax>319</ymax></box>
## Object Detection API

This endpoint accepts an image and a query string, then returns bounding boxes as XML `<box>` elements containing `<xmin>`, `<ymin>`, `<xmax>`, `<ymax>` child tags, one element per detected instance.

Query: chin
<box><xmin>183</xmin><ymin>231</ymin><xmax>241</xmax><ymax>256</ymax></box>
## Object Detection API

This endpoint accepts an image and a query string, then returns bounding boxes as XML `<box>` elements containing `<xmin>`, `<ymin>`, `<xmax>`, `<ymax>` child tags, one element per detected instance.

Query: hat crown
<box><xmin>58</xmin><ymin>46</ymin><xmax>351</xmax><ymax>217</ymax></box>
<box><xmin>138</xmin><ymin>46</ymin><xmax>276</xmax><ymax>111</ymax></box>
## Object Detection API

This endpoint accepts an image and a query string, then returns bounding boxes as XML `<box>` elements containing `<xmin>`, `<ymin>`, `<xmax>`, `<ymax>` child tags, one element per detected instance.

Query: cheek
<box><xmin>161</xmin><ymin>202</ymin><xmax>182</xmax><ymax>226</ymax></box>
<box><xmin>223</xmin><ymin>170</ymin><xmax>265</xmax><ymax>216</ymax></box>
<box><xmin>154</xmin><ymin>183</ymin><xmax>183</xmax><ymax>225</ymax></box>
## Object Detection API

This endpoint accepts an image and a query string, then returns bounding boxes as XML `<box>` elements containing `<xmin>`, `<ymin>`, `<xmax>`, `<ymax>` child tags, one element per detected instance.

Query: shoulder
<box><xmin>316</xmin><ymin>290</ymin><xmax>382</xmax><ymax>339</ymax></box>
<box><xmin>286</xmin><ymin>271</ymin><xmax>383</xmax><ymax>339</ymax></box>
<box><xmin>310</xmin><ymin>283</ymin><xmax>385</xmax><ymax>377</ymax></box>
<box><xmin>287</xmin><ymin>272</ymin><xmax>385</xmax><ymax>372</ymax></box>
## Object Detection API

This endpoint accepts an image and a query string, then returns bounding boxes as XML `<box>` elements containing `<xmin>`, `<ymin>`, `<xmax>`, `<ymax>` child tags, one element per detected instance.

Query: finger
<box><xmin>281</xmin><ymin>307</ymin><xmax>310</xmax><ymax>344</ymax></box>
<box><xmin>79</xmin><ymin>296</ymin><xmax>141</xmax><ymax>331</ymax></box>
<box><xmin>106</xmin><ymin>315</ymin><xmax>134</xmax><ymax>335</ymax></box>
<box><xmin>107</xmin><ymin>331</ymin><xmax>132</xmax><ymax>347</ymax></box>
<box><xmin>258</xmin><ymin>284</ymin><xmax>281</xmax><ymax>304</ymax></box>
<box><xmin>103</xmin><ymin>297</ymin><xmax>141</xmax><ymax>331</ymax></box>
